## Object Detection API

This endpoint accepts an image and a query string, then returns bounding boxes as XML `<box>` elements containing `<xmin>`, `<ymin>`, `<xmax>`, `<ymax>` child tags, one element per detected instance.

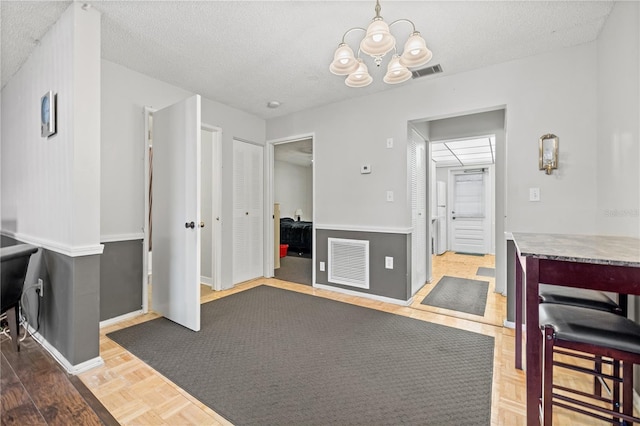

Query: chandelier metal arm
<box><xmin>388</xmin><ymin>18</ymin><xmax>417</xmax><ymax>33</ymax></box>
<box><xmin>339</xmin><ymin>27</ymin><xmax>367</xmax><ymax>44</ymax></box>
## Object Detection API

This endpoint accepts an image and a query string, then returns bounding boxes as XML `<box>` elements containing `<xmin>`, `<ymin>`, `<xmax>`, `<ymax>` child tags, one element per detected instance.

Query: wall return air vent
<box><xmin>328</xmin><ymin>238</ymin><xmax>370</xmax><ymax>289</ymax></box>
<box><xmin>411</xmin><ymin>64</ymin><xmax>443</xmax><ymax>79</ymax></box>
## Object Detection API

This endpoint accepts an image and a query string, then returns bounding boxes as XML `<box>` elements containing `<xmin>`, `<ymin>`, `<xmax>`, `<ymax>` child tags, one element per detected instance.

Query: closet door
<box><xmin>232</xmin><ymin>140</ymin><xmax>264</xmax><ymax>284</ymax></box>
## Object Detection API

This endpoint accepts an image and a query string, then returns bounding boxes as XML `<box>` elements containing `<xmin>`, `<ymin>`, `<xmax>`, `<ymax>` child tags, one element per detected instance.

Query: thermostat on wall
<box><xmin>360</xmin><ymin>164</ymin><xmax>372</xmax><ymax>174</ymax></box>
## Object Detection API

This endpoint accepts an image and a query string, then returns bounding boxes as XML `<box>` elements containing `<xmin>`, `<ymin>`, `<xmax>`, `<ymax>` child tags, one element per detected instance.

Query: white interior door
<box><xmin>152</xmin><ymin>95</ymin><xmax>201</xmax><ymax>331</ymax></box>
<box><xmin>449</xmin><ymin>170</ymin><xmax>489</xmax><ymax>254</ymax></box>
<box><xmin>232</xmin><ymin>140</ymin><xmax>264</xmax><ymax>284</ymax></box>
<box><xmin>410</xmin><ymin>131</ymin><xmax>427</xmax><ymax>294</ymax></box>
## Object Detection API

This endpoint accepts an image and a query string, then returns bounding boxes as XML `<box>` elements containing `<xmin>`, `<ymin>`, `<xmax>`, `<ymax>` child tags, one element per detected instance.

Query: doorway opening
<box><xmin>142</xmin><ymin>107</ymin><xmax>222</xmax><ymax>316</ymax></box>
<box><xmin>267</xmin><ymin>136</ymin><xmax>314</xmax><ymax>286</ymax></box>
<box><xmin>408</xmin><ymin>108</ymin><xmax>506</xmax><ymax>327</ymax></box>
<box><xmin>433</xmin><ymin>135</ymin><xmax>495</xmax><ymax>255</ymax></box>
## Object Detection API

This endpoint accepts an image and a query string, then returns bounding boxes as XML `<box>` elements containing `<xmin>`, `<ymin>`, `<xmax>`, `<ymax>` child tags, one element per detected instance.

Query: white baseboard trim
<box><xmin>99</xmin><ymin>309</ymin><xmax>144</xmax><ymax>328</ymax></box>
<box><xmin>314</xmin><ymin>283</ymin><xmax>413</xmax><ymax>306</ymax></box>
<box><xmin>200</xmin><ymin>276</ymin><xmax>212</xmax><ymax>286</ymax></box>
<box><xmin>25</xmin><ymin>324</ymin><xmax>104</xmax><ymax>375</ymax></box>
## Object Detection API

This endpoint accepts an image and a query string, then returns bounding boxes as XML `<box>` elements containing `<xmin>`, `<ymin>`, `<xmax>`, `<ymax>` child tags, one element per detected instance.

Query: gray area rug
<box><xmin>421</xmin><ymin>275</ymin><xmax>489</xmax><ymax>316</ymax></box>
<box><xmin>108</xmin><ymin>286</ymin><xmax>494</xmax><ymax>425</ymax></box>
<box><xmin>477</xmin><ymin>267</ymin><xmax>495</xmax><ymax>278</ymax></box>
<box><xmin>274</xmin><ymin>255</ymin><xmax>311</xmax><ymax>286</ymax></box>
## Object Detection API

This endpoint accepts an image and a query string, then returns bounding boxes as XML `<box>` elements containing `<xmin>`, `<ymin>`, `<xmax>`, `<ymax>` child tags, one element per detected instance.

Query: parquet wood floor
<box><xmin>3</xmin><ymin>252</ymin><xmax>634</xmax><ymax>425</ymax></box>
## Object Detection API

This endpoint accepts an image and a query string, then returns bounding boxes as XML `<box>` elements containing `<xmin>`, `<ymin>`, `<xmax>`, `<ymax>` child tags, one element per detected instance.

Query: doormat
<box><xmin>476</xmin><ymin>267</ymin><xmax>495</xmax><ymax>277</ymax></box>
<box><xmin>421</xmin><ymin>275</ymin><xmax>489</xmax><ymax>316</ymax></box>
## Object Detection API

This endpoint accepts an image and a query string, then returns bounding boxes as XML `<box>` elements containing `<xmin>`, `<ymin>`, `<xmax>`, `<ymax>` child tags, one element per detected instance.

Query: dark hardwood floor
<box><xmin>1</xmin><ymin>332</ymin><xmax>118</xmax><ymax>425</ymax></box>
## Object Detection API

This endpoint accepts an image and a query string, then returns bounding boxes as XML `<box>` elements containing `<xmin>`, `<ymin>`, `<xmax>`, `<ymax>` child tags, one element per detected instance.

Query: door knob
<box><xmin>185</xmin><ymin>221</ymin><xmax>195</xmax><ymax>229</ymax></box>
<box><xmin>199</xmin><ymin>222</ymin><xmax>205</xmax><ymax>228</ymax></box>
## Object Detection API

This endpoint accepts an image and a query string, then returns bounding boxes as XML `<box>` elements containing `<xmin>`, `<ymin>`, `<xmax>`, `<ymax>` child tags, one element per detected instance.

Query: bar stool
<box><xmin>539</xmin><ymin>304</ymin><xmax>640</xmax><ymax>425</ymax></box>
<box><xmin>538</xmin><ymin>284</ymin><xmax>623</xmax><ymax>397</ymax></box>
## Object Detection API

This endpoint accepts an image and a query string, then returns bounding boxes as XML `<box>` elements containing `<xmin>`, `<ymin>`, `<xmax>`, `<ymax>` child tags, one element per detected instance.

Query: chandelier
<box><xmin>329</xmin><ymin>0</ymin><xmax>433</xmax><ymax>87</ymax></box>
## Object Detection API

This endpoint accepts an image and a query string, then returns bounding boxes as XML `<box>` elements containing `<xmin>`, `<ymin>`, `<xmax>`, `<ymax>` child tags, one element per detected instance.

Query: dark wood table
<box><xmin>512</xmin><ymin>233</ymin><xmax>640</xmax><ymax>425</ymax></box>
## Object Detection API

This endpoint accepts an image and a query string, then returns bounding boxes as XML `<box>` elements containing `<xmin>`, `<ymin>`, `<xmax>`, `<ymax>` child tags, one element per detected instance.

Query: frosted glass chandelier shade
<box><xmin>360</xmin><ymin>18</ymin><xmax>396</xmax><ymax>57</ymax></box>
<box><xmin>383</xmin><ymin>55</ymin><xmax>412</xmax><ymax>84</ymax></box>
<box><xmin>329</xmin><ymin>44</ymin><xmax>359</xmax><ymax>75</ymax></box>
<box><xmin>399</xmin><ymin>32</ymin><xmax>432</xmax><ymax>68</ymax></box>
<box><xmin>345</xmin><ymin>59</ymin><xmax>373</xmax><ymax>87</ymax></box>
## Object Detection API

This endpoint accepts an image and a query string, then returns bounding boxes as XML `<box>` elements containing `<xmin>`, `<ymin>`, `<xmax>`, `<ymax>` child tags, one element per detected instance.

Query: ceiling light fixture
<box><xmin>330</xmin><ymin>0</ymin><xmax>433</xmax><ymax>87</ymax></box>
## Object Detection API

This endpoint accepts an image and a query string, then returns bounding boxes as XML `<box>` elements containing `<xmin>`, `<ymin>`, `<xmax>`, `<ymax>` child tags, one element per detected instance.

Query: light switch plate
<box><xmin>386</xmin><ymin>138</ymin><xmax>393</xmax><ymax>148</ymax></box>
<box><xmin>385</xmin><ymin>256</ymin><xmax>394</xmax><ymax>269</ymax></box>
<box><xmin>361</xmin><ymin>164</ymin><xmax>372</xmax><ymax>174</ymax></box>
<box><xmin>529</xmin><ymin>187</ymin><xmax>540</xmax><ymax>202</ymax></box>
<box><xmin>319</xmin><ymin>261</ymin><xmax>325</xmax><ymax>272</ymax></box>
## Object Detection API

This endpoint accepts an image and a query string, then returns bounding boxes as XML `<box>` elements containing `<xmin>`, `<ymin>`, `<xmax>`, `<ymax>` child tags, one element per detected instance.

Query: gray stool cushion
<box><xmin>539</xmin><ymin>284</ymin><xmax>620</xmax><ymax>313</ymax></box>
<box><xmin>539</xmin><ymin>304</ymin><xmax>640</xmax><ymax>355</ymax></box>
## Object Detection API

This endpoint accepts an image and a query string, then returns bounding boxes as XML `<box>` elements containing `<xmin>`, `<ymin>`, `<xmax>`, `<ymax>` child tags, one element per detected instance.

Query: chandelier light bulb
<box><xmin>345</xmin><ymin>59</ymin><xmax>373</xmax><ymax>87</ymax></box>
<box><xmin>329</xmin><ymin>43</ymin><xmax>359</xmax><ymax>75</ymax></box>
<box><xmin>383</xmin><ymin>55</ymin><xmax>411</xmax><ymax>84</ymax></box>
<box><xmin>360</xmin><ymin>18</ymin><xmax>395</xmax><ymax>57</ymax></box>
<box><xmin>399</xmin><ymin>32</ymin><xmax>432</xmax><ymax>68</ymax></box>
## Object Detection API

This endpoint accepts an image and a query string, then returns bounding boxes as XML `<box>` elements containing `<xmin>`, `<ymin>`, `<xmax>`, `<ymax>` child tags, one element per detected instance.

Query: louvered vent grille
<box><xmin>411</xmin><ymin>64</ymin><xmax>443</xmax><ymax>79</ymax></box>
<box><xmin>328</xmin><ymin>238</ymin><xmax>369</xmax><ymax>289</ymax></box>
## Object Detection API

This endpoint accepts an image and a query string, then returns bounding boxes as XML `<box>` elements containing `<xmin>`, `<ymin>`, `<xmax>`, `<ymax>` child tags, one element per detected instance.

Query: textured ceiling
<box><xmin>1</xmin><ymin>1</ymin><xmax>614</xmax><ymax>119</ymax></box>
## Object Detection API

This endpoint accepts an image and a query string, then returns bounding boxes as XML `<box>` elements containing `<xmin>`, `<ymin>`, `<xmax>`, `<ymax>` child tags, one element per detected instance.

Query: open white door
<box><xmin>152</xmin><ymin>95</ymin><xmax>201</xmax><ymax>331</ymax></box>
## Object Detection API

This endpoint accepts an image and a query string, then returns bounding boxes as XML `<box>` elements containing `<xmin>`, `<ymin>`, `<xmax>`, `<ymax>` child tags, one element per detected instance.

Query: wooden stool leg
<box><xmin>6</xmin><ymin>306</ymin><xmax>20</xmax><ymax>352</ymax></box>
<box><xmin>542</xmin><ymin>326</ymin><xmax>554</xmax><ymax>426</ymax></box>
<box><xmin>623</xmin><ymin>361</ymin><xmax>634</xmax><ymax>426</ymax></box>
<box><xmin>613</xmin><ymin>360</ymin><xmax>621</xmax><ymax>423</ymax></box>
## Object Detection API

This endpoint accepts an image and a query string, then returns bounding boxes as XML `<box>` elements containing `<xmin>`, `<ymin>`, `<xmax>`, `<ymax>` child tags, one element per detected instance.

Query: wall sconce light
<box><xmin>295</xmin><ymin>209</ymin><xmax>303</xmax><ymax>221</ymax></box>
<box><xmin>539</xmin><ymin>134</ymin><xmax>559</xmax><ymax>175</ymax></box>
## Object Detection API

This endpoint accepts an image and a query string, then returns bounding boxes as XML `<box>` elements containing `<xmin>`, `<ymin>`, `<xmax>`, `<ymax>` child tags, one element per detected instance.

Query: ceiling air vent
<box><xmin>411</xmin><ymin>64</ymin><xmax>443</xmax><ymax>79</ymax></box>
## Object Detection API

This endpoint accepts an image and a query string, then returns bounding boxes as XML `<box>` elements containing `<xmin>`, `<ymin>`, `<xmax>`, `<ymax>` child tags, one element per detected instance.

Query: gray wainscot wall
<box><xmin>99</xmin><ymin>239</ymin><xmax>143</xmax><ymax>321</ymax></box>
<box><xmin>315</xmin><ymin>229</ymin><xmax>412</xmax><ymax>302</ymax></box>
<box><xmin>1</xmin><ymin>235</ymin><xmax>100</xmax><ymax>366</ymax></box>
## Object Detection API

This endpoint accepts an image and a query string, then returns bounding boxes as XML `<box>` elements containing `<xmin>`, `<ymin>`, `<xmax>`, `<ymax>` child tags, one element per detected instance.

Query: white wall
<box><xmin>101</xmin><ymin>60</ymin><xmax>191</xmax><ymax>239</ymax></box>
<box><xmin>1</xmin><ymin>3</ymin><xmax>101</xmax><ymax>255</ymax></box>
<box><xmin>267</xmin><ymin>42</ymin><xmax>600</xmax><ymax>294</ymax></box>
<box><xmin>100</xmin><ymin>61</ymin><xmax>265</xmax><ymax>288</ymax></box>
<box><xmin>267</xmin><ymin>43</ymin><xmax>599</xmax><ymax>236</ymax></box>
<box><xmin>274</xmin><ymin>160</ymin><xmax>312</xmax><ymax>221</ymax></box>
<box><xmin>596</xmin><ymin>1</ymin><xmax>640</xmax><ymax>238</ymax></box>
